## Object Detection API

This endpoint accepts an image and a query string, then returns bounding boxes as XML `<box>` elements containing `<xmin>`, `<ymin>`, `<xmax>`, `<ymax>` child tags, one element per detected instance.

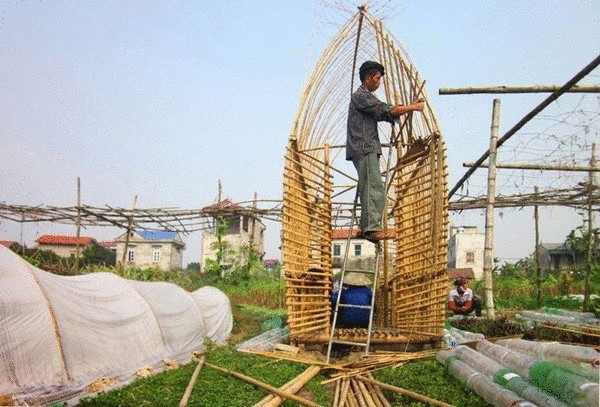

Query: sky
<box><xmin>1</xmin><ymin>1</ymin><xmax>599</xmax><ymax>266</ymax></box>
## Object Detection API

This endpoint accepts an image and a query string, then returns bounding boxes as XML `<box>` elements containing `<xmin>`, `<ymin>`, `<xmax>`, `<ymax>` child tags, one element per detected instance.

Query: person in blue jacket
<box><xmin>331</xmin><ymin>272</ymin><xmax>373</xmax><ymax>328</ymax></box>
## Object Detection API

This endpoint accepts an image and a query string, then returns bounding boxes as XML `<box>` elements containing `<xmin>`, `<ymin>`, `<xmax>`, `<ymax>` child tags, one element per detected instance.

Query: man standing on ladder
<box><xmin>347</xmin><ymin>60</ymin><xmax>425</xmax><ymax>243</ymax></box>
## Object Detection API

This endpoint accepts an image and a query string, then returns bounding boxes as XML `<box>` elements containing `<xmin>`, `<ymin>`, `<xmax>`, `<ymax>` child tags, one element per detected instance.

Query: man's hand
<box><xmin>411</xmin><ymin>98</ymin><xmax>425</xmax><ymax>111</ymax></box>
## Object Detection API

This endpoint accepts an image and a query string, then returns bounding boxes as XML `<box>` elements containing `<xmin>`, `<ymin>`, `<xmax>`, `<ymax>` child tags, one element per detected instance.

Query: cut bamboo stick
<box><xmin>179</xmin><ymin>356</ymin><xmax>204</xmax><ymax>407</ymax></box>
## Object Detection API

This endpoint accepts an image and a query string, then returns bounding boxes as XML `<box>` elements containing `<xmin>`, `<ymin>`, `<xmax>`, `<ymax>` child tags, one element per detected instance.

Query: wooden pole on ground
<box><xmin>179</xmin><ymin>356</ymin><xmax>205</xmax><ymax>407</ymax></box>
<box><xmin>483</xmin><ymin>99</ymin><xmax>500</xmax><ymax>320</ymax></box>
<box><xmin>254</xmin><ymin>365</ymin><xmax>321</xmax><ymax>407</ymax></box>
<box><xmin>205</xmin><ymin>362</ymin><xmax>320</xmax><ymax>407</ymax></box>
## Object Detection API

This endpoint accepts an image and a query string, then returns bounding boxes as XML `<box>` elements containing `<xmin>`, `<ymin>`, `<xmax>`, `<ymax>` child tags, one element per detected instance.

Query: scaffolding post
<box><xmin>484</xmin><ymin>99</ymin><xmax>500</xmax><ymax>320</ymax></box>
<box><xmin>584</xmin><ymin>143</ymin><xmax>597</xmax><ymax>311</ymax></box>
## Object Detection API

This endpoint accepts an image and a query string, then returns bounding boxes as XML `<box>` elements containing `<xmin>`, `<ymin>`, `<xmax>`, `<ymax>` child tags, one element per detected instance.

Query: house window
<box><xmin>152</xmin><ymin>247</ymin><xmax>161</xmax><ymax>263</ymax></box>
<box><xmin>466</xmin><ymin>251</ymin><xmax>475</xmax><ymax>264</ymax></box>
<box><xmin>354</xmin><ymin>244</ymin><xmax>362</xmax><ymax>256</ymax></box>
<box><xmin>333</xmin><ymin>244</ymin><xmax>341</xmax><ymax>257</ymax></box>
<box><xmin>127</xmin><ymin>249</ymin><xmax>135</xmax><ymax>262</ymax></box>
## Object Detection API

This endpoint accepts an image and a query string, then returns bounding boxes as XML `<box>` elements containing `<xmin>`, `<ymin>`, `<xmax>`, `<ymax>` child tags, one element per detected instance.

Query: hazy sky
<box><xmin>1</xmin><ymin>1</ymin><xmax>599</xmax><ymax>266</ymax></box>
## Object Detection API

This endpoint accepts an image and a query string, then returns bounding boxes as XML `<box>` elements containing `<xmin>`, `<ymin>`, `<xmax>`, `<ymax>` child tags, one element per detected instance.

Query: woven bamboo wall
<box><xmin>283</xmin><ymin>7</ymin><xmax>448</xmax><ymax>344</ymax></box>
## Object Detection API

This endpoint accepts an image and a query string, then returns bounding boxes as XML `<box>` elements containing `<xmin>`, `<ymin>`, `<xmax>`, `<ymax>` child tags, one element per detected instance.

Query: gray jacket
<box><xmin>346</xmin><ymin>86</ymin><xmax>394</xmax><ymax>160</ymax></box>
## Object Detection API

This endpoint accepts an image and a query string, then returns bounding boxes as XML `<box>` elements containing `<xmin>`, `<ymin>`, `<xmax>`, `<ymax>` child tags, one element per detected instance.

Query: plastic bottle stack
<box><xmin>436</xmin><ymin>349</ymin><xmax>536</xmax><ymax>407</ymax></box>
<box><xmin>497</xmin><ymin>339</ymin><xmax>600</xmax><ymax>382</ymax></box>
<box><xmin>484</xmin><ymin>339</ymin><xmax>599</xmax><ymax>407</ymax></box>
<box><xmin>540</xmin><ymin>307</ymin><xmax>599</xmax><ymax>324</ymax></box>
<box><xmin>235</xmin><ymin>326</ymin><xmax>290</xmax><ymax>351</ymax></box>
<box><xmin>453</xmin><ymin>345</ymin><xmax>567</xmax><ymax>407</ymax></box>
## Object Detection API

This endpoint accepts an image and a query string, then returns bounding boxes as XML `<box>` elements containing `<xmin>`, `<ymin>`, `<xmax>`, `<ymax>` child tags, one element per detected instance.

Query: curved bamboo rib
<box><xmin>283</xmin><ymin>8</ymin><xmax>448</xmax><ymax>343</ymax></box>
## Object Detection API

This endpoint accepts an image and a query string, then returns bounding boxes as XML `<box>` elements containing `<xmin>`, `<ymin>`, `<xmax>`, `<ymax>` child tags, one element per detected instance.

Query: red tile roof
<box><xmin>0</xmin><ymin>241</ymin><xmax>18</xmax><ymax>248</ymax></box>
<box><xmin>332</xmin><ymin>228</ymin><xmax>361</xmax><ymax>239</ymax></box>
<box><xmin>35</xmin><ymin>235</ymin><xmax>97</xmax><ymax>246</ymax></box>
<box><xmin>99</xmin><ymin>241</ymin><xmax>117</xmax><ymax>248</ymax></box>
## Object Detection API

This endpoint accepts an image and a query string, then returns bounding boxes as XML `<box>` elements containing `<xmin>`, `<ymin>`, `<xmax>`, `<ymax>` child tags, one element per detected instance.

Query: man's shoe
<box><xmin>360</xmin><ymin>231</ymin><xmax>381</xmax><ymax>244</ymax></box>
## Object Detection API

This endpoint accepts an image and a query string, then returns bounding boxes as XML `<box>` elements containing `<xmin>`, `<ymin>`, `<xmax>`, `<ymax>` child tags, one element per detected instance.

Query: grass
<box><xmin>74</xmin><ymin>274</ymin><xmax>598</xmax><ymax>406</ymax></box>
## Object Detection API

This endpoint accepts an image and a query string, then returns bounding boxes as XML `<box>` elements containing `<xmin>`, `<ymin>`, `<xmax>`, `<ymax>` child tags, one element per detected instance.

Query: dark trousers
<box><xmin>453</xmin><ymin>295</ymin><xmax>482</xmax><ymax>317</ymax></box>
<box><xmin>353</xmin><ymin>153</ymin><xmax>384</xmax><ymax>233</ymax></box>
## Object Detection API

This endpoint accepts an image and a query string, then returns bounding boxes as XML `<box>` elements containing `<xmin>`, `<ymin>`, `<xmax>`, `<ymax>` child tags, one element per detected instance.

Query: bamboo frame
<box><xmin>282</xmin><ymin>7</ymin><xmax>448</xmax><ymax>346</ymax></box>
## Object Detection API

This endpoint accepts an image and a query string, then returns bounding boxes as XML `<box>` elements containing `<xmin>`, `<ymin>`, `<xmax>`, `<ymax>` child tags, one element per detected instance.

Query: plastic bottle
<box><xmin>496</xmin><ymin>339</ymin><xmax>599</xmax><ymax>382</ymax></box>
<box><xmin>443</xmin><ymin>329</ymin><xmax>457</xmax><ymax>347</ymax></box>
<box><xmin>436</xmin><ymin>349</ymin><xmax>536</xmax><ymax>407</ymax></box>
<box><xmin>236</xmin><ymin>326</ymin><xmax>290</xmax><ymax>351</ymax></box>
<box><xmin>449</xmin><ymin>326</ymin><xmax>485</xmax><ymax>343</ymax></box>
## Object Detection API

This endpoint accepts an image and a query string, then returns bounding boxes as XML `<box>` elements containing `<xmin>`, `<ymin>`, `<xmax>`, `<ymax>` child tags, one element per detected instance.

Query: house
<box><xmin>0</xmin><ymin>241</ymin><xmax>18</xmax><ymax>250</ymax></box>
<box><xmin>35</xmin><ymin>235</ymin><xmax>98</xmax><ymax>258</ymax></box>
<box><xmin>200</xmin><ymin>199</ymin><xmax>265</xmax><ymax>272</ymax></box>
<box><xmin>448</xmin><ymin>226</ymin><xmax>485</xmax><ymax>280</ymax></box>
<box><xmin>115</xmin><ymin>230</ymin><xmax>185</xmax><ymax>270</ymax></box>
<box><xmin>331</xmin><ymin>228</ymin><xmax>390</xmax><ymax>274</ymax></box>
<box><xmin>538</xmin><ymin>242</ymin><xmax>600</xmax><ymax>272</ymax></box>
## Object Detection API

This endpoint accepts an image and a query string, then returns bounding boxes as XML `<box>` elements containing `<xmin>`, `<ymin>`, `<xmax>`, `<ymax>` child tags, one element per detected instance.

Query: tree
<box><xmin>499</xmin><ymin>262</ymin><xmax>525</xmax><ymax>278</ymax></box>
<box><xmin>82</xmin><ymin>244</ymin><xmax>116</xmax><ymax>267</ymax></box>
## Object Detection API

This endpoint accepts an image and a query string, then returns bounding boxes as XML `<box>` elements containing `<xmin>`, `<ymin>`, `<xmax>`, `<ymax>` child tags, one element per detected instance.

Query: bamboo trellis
<box><xmin>282</xmin><ymin>6</ymin><xmax>448</xmax><ymax>346</ymax></box>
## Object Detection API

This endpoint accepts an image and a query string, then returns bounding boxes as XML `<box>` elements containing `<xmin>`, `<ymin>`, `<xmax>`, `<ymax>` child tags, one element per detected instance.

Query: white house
<box><xmin>201</xmin><ymin>199</ymin><xmax>265</xmax><ymax>272</ymax></box>
<box><xmin>447</xmin><ymin>226</ymin><xmax>485</xmax><ymax>280</ymax></box>
<box><xmin>115</xmin><ymin>230</ymin><xmax>185</xmax><ymax>270</ymax></box>
<box><xmin>332</xmin><ymin>228</ymin><xmax>394</xmax><ymax>274</ymax></box>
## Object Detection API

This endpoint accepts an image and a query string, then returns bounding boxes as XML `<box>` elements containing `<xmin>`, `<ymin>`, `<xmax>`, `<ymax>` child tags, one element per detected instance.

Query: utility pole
<box><xmin>484</xmin><ymin>99</ymin><xmax>500</xmax><ymax>320</ymax></box>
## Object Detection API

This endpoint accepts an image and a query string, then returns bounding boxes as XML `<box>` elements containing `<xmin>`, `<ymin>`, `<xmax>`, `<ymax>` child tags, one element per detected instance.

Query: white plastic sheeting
<box><xmin>0</xmin><ymin>246</ymin><xmax>232</xmax><ymax>404</ymax></box>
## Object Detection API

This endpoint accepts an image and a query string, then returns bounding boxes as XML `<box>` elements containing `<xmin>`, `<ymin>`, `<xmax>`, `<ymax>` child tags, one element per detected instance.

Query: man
<box><xmin>448</xmin><ymin>277</ymin><xmax>482</xmax><ymax>317</ymax></box>
<box><xmin>346</xmin><ymin>60</ymin><xmax>425</xmax><ymax>243</ymax></box>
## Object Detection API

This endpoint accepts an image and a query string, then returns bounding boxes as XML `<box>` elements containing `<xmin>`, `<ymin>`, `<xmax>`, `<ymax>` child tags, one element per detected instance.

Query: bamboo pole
<box><xmin>449</xmin><ymin>53</ymin><xmax>600</xmax><ymax>198</ymax></box>
<box><xmin>120</xmin><ymin>195</ymin><xmax>137</xmax><ymax>273</ymax></box>
<box><xmin>483</xmin><ymin>99</ymin><xmax>500</xmax><ymax>320</ymax></box>
<box><xmin>439</xmin><ymin>85</ymin><xmax>600</xmax><ymax>94</ymax></box>
<box><xmin>75</xmin><ymin>177</ymin><xmax>81</xmax><ymax>273</ymax></box>
<box><xmin>584</xmin><ymin>143</ymin><xmax>596</xmax><ymax>312</ymax></box>
<box><xmin>534</xmin><ymin>186</ymin><xmax>542</xmax><ymax>308</ymax></box>
<box><xmin>179</xmin><ymin>356</ymin><xmax>205</xmax><ymax>407</ymax></box>
<box><xmin>463</xmin><ymin>162</ymin><xmax>600</xmax><ymax>172</ymax></box>
<box><xmin>356</xmin><ymin>376</ymin><xmax>454</xmax><ymax>407</ymax></box>
<box><xmin>205</xmin><ymin>363</ymin><xmax>320</xmax><ymax>407</ymax></box>
<box><xmin>255</xmin><ymin>365</ymin><xmax>321</xmax><ymax>407</ymax></box>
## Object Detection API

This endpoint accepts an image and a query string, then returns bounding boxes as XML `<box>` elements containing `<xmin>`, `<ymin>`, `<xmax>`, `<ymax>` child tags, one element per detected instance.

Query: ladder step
<box><xmin>338</xmin><ymin>304</ymin><xmax>372</xmax><ymax>310</ymax></box>
<box><xmin>331</xmin><ymin>339</ymin><xmax>369</xmax><ymax>347</ymax></box>
<box><xmin>343</xmin><ymin>269</ymin><xmax>375</xmax><ymax>274</ymax></box>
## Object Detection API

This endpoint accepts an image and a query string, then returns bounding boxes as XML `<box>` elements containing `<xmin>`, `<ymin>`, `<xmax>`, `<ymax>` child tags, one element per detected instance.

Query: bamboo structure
<box><xmin>282</xmin><ymin>6</ymin><xmax>448</xmax><ymax>347</ymax></box>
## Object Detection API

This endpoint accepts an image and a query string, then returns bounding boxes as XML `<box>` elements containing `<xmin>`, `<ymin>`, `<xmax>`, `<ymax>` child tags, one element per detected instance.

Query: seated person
<box><xmin>331</xmin><ymin>272</ymin><xmax>373</xmax><ymax>328</ymax></box>
<box><xmin>448</xmin><ymin>277</ymin><xmax>482</xmax><ymax>317</ymax></box>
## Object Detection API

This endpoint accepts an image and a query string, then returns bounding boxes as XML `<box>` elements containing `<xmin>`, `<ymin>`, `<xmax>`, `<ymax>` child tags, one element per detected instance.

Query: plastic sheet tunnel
<box><xmin>0</xmin><ymin>246</ymin><xmax>232</xmax><ymax>404</ymax></box>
